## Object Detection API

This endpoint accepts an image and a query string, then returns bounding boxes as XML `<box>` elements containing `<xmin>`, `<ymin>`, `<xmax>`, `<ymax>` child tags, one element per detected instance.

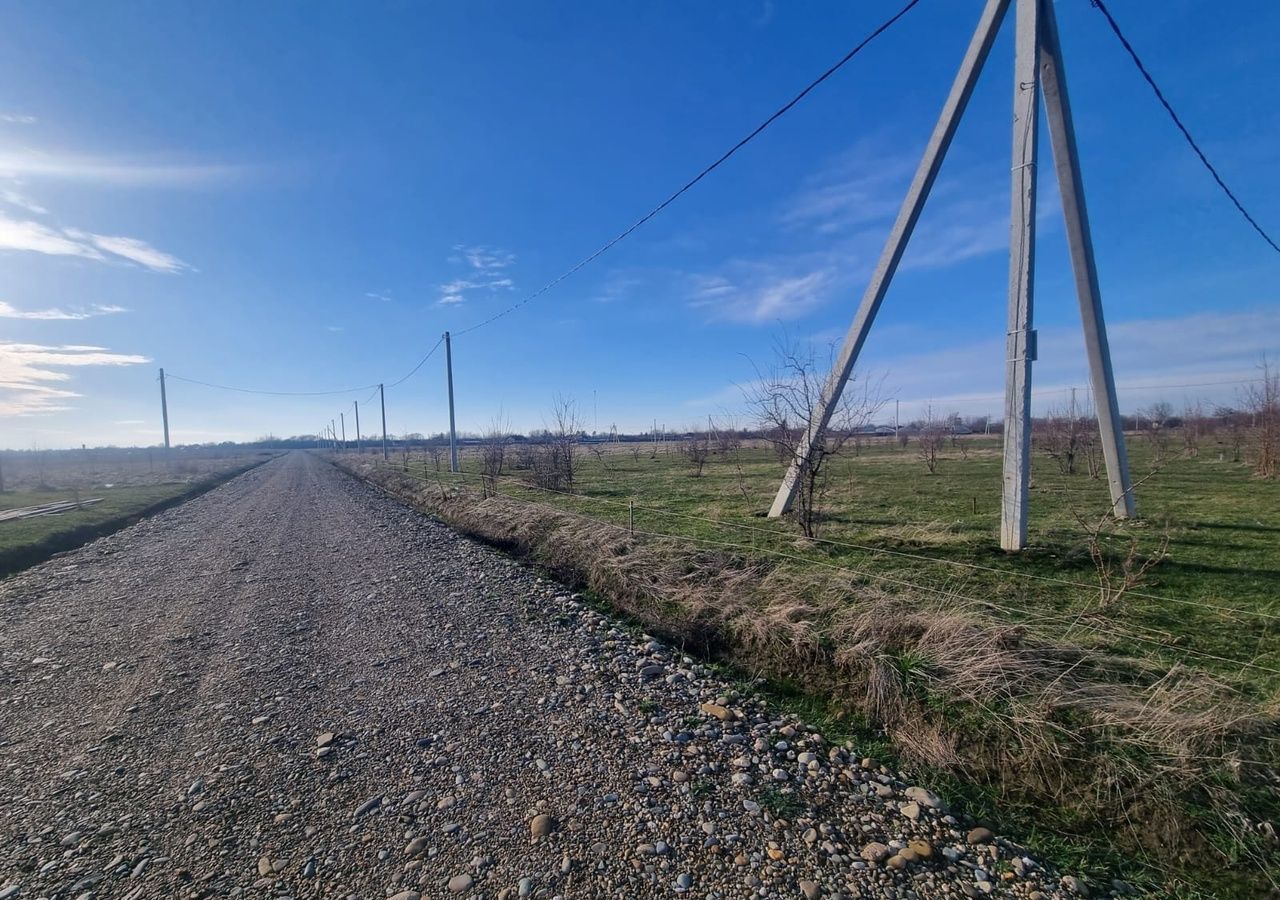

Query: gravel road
<box><xmin>0</xmin><ymin>452</ymin><xmax>1080</xmax><ymax>900</ymax></box>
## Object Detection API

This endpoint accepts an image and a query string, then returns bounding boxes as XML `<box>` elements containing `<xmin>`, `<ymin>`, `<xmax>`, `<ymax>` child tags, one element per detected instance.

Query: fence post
<box><xmin>628</xmin><ymin>500</ymin><xmax>634</xmax><ymax>535</ymax></box>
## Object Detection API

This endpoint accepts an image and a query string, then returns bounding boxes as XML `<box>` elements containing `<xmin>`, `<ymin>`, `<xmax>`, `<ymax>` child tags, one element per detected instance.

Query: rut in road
<box><xmin>0</xmin><ymin>452</ymin><xmax>1074</xmax><ymax>899</ymax></box>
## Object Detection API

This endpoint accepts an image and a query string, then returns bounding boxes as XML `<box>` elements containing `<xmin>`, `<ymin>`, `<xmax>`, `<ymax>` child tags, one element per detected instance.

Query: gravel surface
<box><xmin>0</xmin><ymin>452</ymin><xmax>1083</xmax><ymax>900</ymax></box>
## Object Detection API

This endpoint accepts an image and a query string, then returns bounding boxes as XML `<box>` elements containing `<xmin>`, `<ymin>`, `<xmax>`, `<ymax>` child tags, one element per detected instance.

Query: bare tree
<box><xmin>746</xmin><ymin>338</ymin><xmax>883</xmax><ymax>537</ymax></box>
<box><xmin>682</xmin><ymin>432</ymin><xmax>711</xmax><ymax>477</ymax></box>
<box><xmin>1038</xmin><ymin>402</ymin><xmax>1088</xmax><ymax>475</ymax></box>
<box><xmin>480</xmin><ymin>414</ymin><xmax>510</xmax><ymax>497</ymax></box>
<box><xmin>1181</xmin><ymin>399</ymin><xmax>1209</xmax><ymax>458</ymax></box>
<box><xmin>1142</xmin><ymin>401</ymin><xmax>1173</xmax><ymax>462</ymax></box>
<box><xmin>527</xmin><ymin>395</ymin><xmax>581</xmax><ymax>492</ymax></box>
<box><xmin>426</xmin><ymin>440</ymin><xmax>447</xmax><ymax>473</ymax></box>
<box><xmin>1243</xmin><ymin>356</ymin><xmax>1279</xmax><ymax>479</ymax></box>
<box><xmin>916</xmin><ymin>406</ymin><xmax>946</xmax><ymax>475</ymax></box>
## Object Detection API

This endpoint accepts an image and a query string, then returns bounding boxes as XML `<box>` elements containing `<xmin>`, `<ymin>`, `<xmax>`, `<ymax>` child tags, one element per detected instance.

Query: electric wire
<box><xmin>1091</xmin><ymin>0</ymin><xmax>1280</xmax><ymax>255</ymax></box>
<box><xmin>164</xmin><ymin>373</ymin><xmax>380</xmax><ymax>397</ymax></box>
<box><xmin>453</xmin><ymin>0</ymin><xmax>924</xmax><ymax>337</ymax></box>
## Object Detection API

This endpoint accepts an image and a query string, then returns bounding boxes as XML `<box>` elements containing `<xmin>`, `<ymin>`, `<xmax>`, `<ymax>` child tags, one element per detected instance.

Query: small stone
<box><xmin>860</xmin><ymin>842</ymin><xmax>890</xmax><ymax>863</ymax></box>
<box><xmin>317</xmin><ymin>732</ymin><xmax>335</xmax><ymax>748</ymax></box>
<box><xmin>405</xmin><ymin>836</ymin><xmax>429</xmax><ymax>857</ymax></box>
<box><xmin>353</xmin><ymin>795</ymin><xmax>383</xmax><ymax>818</ymax></box>
<box><xmin>966</xmin><ymin>827</ymin><xmax>994</xmax><ymax>845</ymax></box>
<box><xmin>675</xmin><ymin>873</ymin><xmax>693</xmax><ymax>891</ymax></box>
<box><xmin>907</xmin><ymin>839</ymin><xmax>933</xmax><ymax>859</ymax></box>
<box><xmin>904</xmin><ymin>786</ymin><xmax>948</xmax><ymax>812</ymax></box>
<box><xmin>799</xmin><ymin>880</ymin><xmax>821</xmax><ymax>900</ymax></box>
<box><xmin>672</xmin><ymin>769</ymin><xmax>690</xmax><ymax>783</ymax></box>
<box><xmin>530</xmin><ymin>814</ymin><xmax>555</xmax><ymax>839</ymax></box>
<box><xmin>447</xmin><ymin>874</ymin><xmax>473</xmax><ymax>893</ymax></box>
<box><xmin>256</xmin><ymin>858</ymin><xmax>272</xmax><ymax>877</ymax></box>
<box><xmin>887</xmin><ymin>855</ymin><xmax>907</xmax><ymax>870</ymax></box>
<box><xmin>699</xmin><ymin>702</ymin><xmax>734</xmax><ymax>722</ymax></box>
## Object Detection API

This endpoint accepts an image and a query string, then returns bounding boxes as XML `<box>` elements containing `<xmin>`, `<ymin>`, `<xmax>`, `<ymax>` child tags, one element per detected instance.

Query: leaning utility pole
<box><xmin>766</xmin><ymin>0</ymin><xmax>1134</xmax><ymax>550</ymax></box>
<box><xmin>379</xmin><ymin>383</ymin><xmax>388</xmax><ymax>461</ymax></box>
<box><xmin>354</xmin><ymin>401</ymin><xmax>362</xmax><ymax>454</ymax></box>
<box><xmin>340</xmin><ymin>412</ymin><xmax>346</xmax><ymax>451</ymax></box>
<box><xmin>158</xmin><ymin>368</ymin><xmax>171</xmax><ymax>451</ymax></box>
<box><xmin>444</xmin><ymin>331</ymin><xmax>459</xmax><ymax>473</ymax></box>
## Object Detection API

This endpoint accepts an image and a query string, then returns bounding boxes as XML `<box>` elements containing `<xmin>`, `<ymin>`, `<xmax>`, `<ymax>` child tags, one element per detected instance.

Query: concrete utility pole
<box><xmin>444</xmin><ymin>331</ymin><xmax>459</xmax><ymax>473</ymax></box>
<box><xmin>765</xmin><ymin>0</ymin><xmax>1134</xmax><ymax>550</ymax></box>
<box><xmin>1001</xmin><ymin>0</ymin><xmax>1040</xmax><ymax>552</ymax></box>
<box><xmin>354</xmin><ymin>401</ymin><xmax>362</xmax><ymax>454</ymax></box>
<box><xmin>340</xmin><ymin>413</ymin><xmax>346</xmax><ymax>450</ymax></box>
<box><xmin>159</xmin><ymin>368</ymin><xmax>171</xmax><ymax>451</ymax></box>
<box><xmin>379</xmin><ymin>383</ymin><xmax>388</xmax><ymax>461</ymax></box>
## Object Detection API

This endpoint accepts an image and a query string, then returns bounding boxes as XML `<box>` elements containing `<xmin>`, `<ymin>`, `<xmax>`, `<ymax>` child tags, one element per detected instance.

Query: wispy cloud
<box><xmin>0</xmin><ymin>341</ymin><xmax>149</xmax><ymax>416</ymax></box>
<box><xmin>366</xmin><ymin>291</ymin><xmax>392</xmax><ymax>303</ymax></box>
<box><xmin>0</xmin><ymin>212</ymin><xmax>189</xmax><ymax>272</ymax></box>
<box><xmin>437</xmin><ymin>245</ymin><xmax>516</xmax><ymax>305</ymax></box>
<box><xmin>451</xmin><ymin>244</ymin><xmax>515</xmax><ymax>271</ymax></box>
<box><xmin>0</xmin><ymin>150</ymin><xmax>252</xmax><ymax>188</ymax></box>
<box><xmin>0</xmin><ymin>113</ymin><xmax>36</xmax><ymax>125</ymax></box>
<box><xmin>0</xmin><ymin>301</ymin><xmax>127</xmax><ymax>321</ymax></box>
<box><xmin>325</xmin><ymin>325</ymin><xmax>344</xmax><ymax>333</ymax></box>
<box><xmin>1</xmin><ymin>187</ymin><xmax>47</xmax><ymax>215</ymax></box>
<box><xmin>689</xmin><ymin>264</ymin><xmax>835</xmax><ymax>323</ymax></box>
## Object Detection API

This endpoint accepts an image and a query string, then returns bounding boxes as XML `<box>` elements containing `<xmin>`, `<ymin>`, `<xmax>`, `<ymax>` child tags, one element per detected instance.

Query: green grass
<box><xmin>0</xmin><ymin>457</ymin><xmax>271</xmax><ymax>576</ymax></box>
<box><xmin>438</xmin><ymin>438</ymin><xmax>1279</xmax><ymax>698</ymax></box>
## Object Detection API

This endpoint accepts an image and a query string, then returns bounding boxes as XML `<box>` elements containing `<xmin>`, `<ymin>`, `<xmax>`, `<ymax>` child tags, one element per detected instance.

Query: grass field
<box><xmin>432</xmin><ymin>436</ymin><xmax>1280</xmax><ymax>696</ymax></box>
<box><xmin>0</xmin><ymin>449</ymin><xmax>277</xmax><ymax>576</ymax></box>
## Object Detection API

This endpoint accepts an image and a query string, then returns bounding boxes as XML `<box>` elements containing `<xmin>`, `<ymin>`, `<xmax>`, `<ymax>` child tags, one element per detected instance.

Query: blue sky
<box><xmin>1</xmin><ymin>0</ymin><xmax>1277</xmax><ymax>447</ymax></box>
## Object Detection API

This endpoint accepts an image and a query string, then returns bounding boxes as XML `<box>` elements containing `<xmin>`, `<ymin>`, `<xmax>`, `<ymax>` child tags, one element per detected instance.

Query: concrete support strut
<box><xmin>766</xmin><ymin>0</ymin><xmax>1135</xmax><ymax>551</ymax></box>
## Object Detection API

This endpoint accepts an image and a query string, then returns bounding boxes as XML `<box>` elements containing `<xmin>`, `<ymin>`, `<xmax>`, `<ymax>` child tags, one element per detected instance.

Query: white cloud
<box><xmin>0</xmin><ymin>212</ymin><xmax>189</xmax><ymax>272</ymax></box>
<box><xmin>0</xmin><ymin>113</ymin><xmax>36</xmax><ymax>125</ymax></box>
<box><xmin>0</xmin><ymin>301</ymin><xmax>127</xmax><ymax>321</ymax></box>
<box><xmin>688</xmin><ymin>262</ymin><xmax>836</xmax><ymax>324</ymax></box>
<box><xmin>325</xmin><ymin>325</ymin><xmax>344</xmax><ymax>333</ymax></box>
<box><xmin>1</xmin><ymin>188</ymin><xmax>48</xmax><ymax>214</ymax></box>
<box><xmin>452</xmin><ymin>244</ymin><xmax>515</xmax><ymax>271</ymax></box>
<box><xmin>366</xmin><ymin>291</ymin><xmax>392</xmax><ymax>303</ymax></box>
<box><xmin>0</xmin><ymin>341</ymin><xmax>149</xmax><ymax>416</ymax></box>
<box><xmin>0</xmin><ymin>150</ymin><xmax>250</xmax><ymax>188</ymax></box>
<box><xmin>437</xmin><ymin>247</ymin><xmax>517</xmax><ymax>306</ymax></box>
<box><xmin>81</xmin><ymin>232</ymin><xmax>190</xmax><ymax>273</ymax></box>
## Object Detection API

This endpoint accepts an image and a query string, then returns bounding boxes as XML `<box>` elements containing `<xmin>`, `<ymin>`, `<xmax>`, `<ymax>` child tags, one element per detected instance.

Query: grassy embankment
<box><xmin>334</xmin><ymin>438</ymin><xmax>1279</xmax><ymax>898</ymax></box>
<box><xmin>0</xmin><ymin>452</ymin><xmax>277</xmax><ymax>577</ymax></box>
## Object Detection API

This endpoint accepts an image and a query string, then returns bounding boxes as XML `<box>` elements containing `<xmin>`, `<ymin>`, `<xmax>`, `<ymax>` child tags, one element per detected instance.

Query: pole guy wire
<box><xmin>1091</xmin><ymin>0</ymin><xmax>1280</xmax><ymax>255</ymax></box>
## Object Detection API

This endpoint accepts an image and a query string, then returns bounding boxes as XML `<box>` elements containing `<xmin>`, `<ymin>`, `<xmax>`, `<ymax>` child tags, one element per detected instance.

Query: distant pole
<box><xmin>159</xmin><ymin>368</ymin><xmax>171</xmax><ymax>451</ymax></box>
<box><xmin>444</xmin><ymin>331</ymin><xmax>459</xmax><ymax>473</ymax></box>
<box><xmin>340</xmin><ymin>412</ymin><xmax>346</xmax><ymax>450</ymax></box>
<box><xmin>895</xmin><ymin>399</ymin><xmax>900</xmax><ymax>436</ymax></box>
<box><xmin>380</xmin><ymin>383</ymin><xmax>388</xmax><ymax>461</ymax></box>
<box><xmin>331</xmin><ymin>419</ymin><xmax>337</xmax><ymax>453</ymax></box>
<box><xmin>354</xmin><ymin>401</ymin><xmax>362</xmax><ymax>453</ymax></box>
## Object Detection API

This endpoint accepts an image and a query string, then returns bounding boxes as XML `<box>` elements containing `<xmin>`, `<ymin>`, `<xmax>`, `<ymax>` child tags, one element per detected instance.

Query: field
<box><xmin>0</xmin><ymin>447</ymin><xmax>278</xmax><ymax>575</ymax></box>
<box><xmin>346</xmin><ymin>433</ymin><xmax>1280</xmax><ymax>896</ymax></box>
<box><xmin>431</xmin><ymin>435</ymin><xmax>1280</xmax><ymax>695</ymax></box>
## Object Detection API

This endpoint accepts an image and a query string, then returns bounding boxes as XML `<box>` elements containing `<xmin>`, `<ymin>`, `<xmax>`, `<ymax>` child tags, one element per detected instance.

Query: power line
<box><xmin>1091</xmin><ymin>0</ymin><xmax>1280</xmax><ymax>256</ymax></box>
<box><xmin>165</xmin><ymin>373</ymin><xmax>379</xmax><ymax>397</ymax></box>
<box><xmin>385</xmin><ymin>336</ymin><xmax>444</xmax><ymax>389</ymax></box>
<box><xmin>454</xmin><ymin>0</ymin><xmax>925</xmax><ymax>337</ymax></box>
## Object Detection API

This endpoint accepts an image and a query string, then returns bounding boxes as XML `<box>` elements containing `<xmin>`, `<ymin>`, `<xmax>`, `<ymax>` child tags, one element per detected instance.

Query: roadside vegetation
<box><xmin>333</xmin><ymin>397</ymin><xmax>1280</xmax><ymax>897</ymax></box>
<box><xmin>0</xmin><ymin>447</ymin><xmax>277</xmax><ymax>576</ymax></box>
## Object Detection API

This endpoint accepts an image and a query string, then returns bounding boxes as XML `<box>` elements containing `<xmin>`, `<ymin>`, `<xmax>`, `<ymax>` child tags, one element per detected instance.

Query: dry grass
<box><xmin>336</xmin><ymin>455</ymin><xmax>1279</xmax><ymax>891</ymax></box>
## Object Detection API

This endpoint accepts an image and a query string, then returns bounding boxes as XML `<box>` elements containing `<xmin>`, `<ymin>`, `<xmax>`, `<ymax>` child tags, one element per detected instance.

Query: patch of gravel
<box><xmin>0</xmin><ymin>452</ymin><xmax>1098</xmax><ymax>899</ymax></box>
